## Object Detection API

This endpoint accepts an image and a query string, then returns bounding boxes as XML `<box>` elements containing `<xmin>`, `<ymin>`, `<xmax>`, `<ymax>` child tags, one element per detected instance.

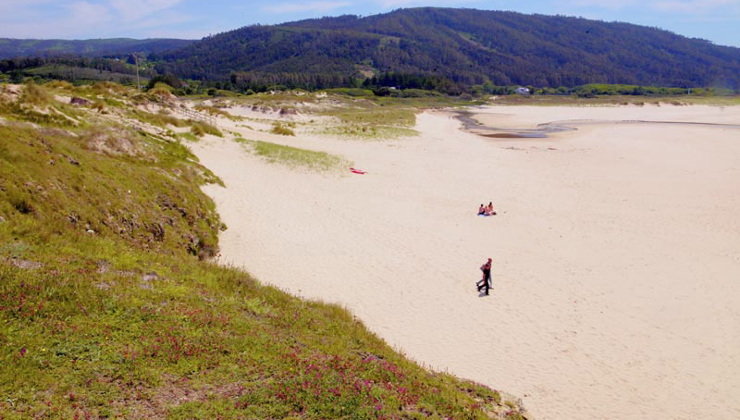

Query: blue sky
<box><xmin>1</xmin><ymin>0</ymin><xmax>738</xmax><ymax>47</ymax></box>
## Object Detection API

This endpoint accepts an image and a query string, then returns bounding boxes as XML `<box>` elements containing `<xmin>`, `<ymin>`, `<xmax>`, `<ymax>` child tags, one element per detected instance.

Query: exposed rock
<box><xmin>96</xmin><ymin>260</ymin><xmax>111</xmax><ymax>274</ymax></box>
<box><xmin>139</xmin><ymin>272</ymin><xmax>160</xmax><ymax>290</ymax></box>
<box><xmin>116</xmin><ymin>270</ymin><xmax>137</xmax><ymax>278</ymax></box>
<box><xmin>141</xmin><ymin>272</ymin><xmax>159</xmax><ymax>282</ymax></box>
<box><xmin>250</xmin><ymin>105</ymin><xmax>275</xmax><ymax>114</ymax></box>
<box><xmin>357</xmin><ymin>351</ymin><xmax>384</xmax><ymax>361</ymax></box>
<box><xmin>65</xmin><ymin>155</ymin><xmax>80</xmax><ymax>166</ymax></box>
<box><xmin>9</xmin><ymin>257</ymin><xmax>43</xmax><ymax>270</ymax></box>
<box><xmin>147</xmin><ymin>222</ymin><xmax>165</xmax><ymax>241</ymax></box>
<box><xmin>84</xmin><ymin>129</ymin><xmax>140</xmax><ymax>156</ymax></box>
<box><xmin>70</xmin><ymin>97</ymin><xmax>91</xmax><ymax>106</ymax></box>
<box><xmin>67</xmin><ymin>213</ymin><xmax>80</xmax><ymax>225</ymax></box>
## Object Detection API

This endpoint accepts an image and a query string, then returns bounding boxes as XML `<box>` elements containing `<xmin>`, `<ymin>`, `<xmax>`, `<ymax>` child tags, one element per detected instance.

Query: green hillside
<box><xmin>2</xmin><ymin>8</ymin><xmax>739</xmax><ymax>93</ymax></box>
<box><xmin>0</xmin><ymin>38</ymin><xmax>194</xmax><ymax>59</ymax></box>
<box><xmin>0</xmin><ymin>81</ymin><xmax>528</xmax><ymax>419</ymax></box>
<box><xmin>157</xmin><ymin>7</ymin><xmax>740</xmax><ymax>90</ymax></box>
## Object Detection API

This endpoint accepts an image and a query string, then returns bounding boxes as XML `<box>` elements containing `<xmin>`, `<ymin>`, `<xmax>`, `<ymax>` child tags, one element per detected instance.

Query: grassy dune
<box><xmin>208</xmin><ymin>90</ymin><xmax>476</xmax><ymax>140</ymax></box>
<box><xmin>319</xmin><ymin>105</ymin><xmax>419</xmax><ymax>139</ymax></box>
<box><xmin>237</xmin><ymin>138</ymin><xmax>350</xmax><ymax>172</ymax></box>
<box><xmin>0</xmin><ymin>82</ymin><xmax>527</xmax><ymax>419</ymax></box>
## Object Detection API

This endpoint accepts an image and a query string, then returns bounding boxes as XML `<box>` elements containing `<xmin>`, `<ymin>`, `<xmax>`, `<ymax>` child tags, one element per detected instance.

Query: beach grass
<box><xmin>130</xmin><ymin>109</ymin><xmax>188</xmax><ymax>128</ymax></box>
<box><xmin>189</xmin><ymin>119</ymin><xmax>223</xmax><ymax>137</ymax></box>
<box><xmin>270</xmin><ymin>121</ymin><xmax>296</xmax><ymax>136</ymax></box>
<box><xmin>319</xmin><ymin>124</ymin><xmax>419</xmax><ymax>139</ymax></box>
<box><xmin>317</xmin><ymin>101</ymin><xmax>420</xmax><ymax>139</ymax></box>
<box><xmin>238</xmin><ymin>138</ymin><xmax>349</xmax><ymax>171</ymax></box>
<box><xmin>193</xmin><ymin>103</ymin><xmax>244</xmax><ymax>121</ymax></box>
<box><xmin>330</xmin><ymin>106</ymin><xmax>416</xmax><ymax>127</ymax></box>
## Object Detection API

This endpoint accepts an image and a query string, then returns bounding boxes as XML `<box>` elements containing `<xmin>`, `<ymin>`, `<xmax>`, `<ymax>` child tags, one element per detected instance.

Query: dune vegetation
<box><xmin>0</xmin><ymin>81</ymin><xmax>528</xmax><ymax>419</ymax></box>
<box><xmin>236</xmin><ymin>138</ymin><xmax>349</xmax><ymax>172</ymax></box>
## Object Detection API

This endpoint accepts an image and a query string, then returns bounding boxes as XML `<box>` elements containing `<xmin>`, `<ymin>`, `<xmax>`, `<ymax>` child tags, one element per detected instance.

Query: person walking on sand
<box><xmin>477</xmin><ymin>258</ymin><xmax>492</xmax><ymax>295</ymax></box>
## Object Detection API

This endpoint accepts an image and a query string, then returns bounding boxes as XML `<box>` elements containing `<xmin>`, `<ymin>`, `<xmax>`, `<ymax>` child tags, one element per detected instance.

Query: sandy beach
<box><xmin>190</xmin><ymin>103</ymin><xmax>740</xmax><ymax>419</ymax></box>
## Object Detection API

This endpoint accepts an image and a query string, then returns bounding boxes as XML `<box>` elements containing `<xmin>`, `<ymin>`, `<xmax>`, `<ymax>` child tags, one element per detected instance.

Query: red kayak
<box><xmin>350</xmin><ymin>167</ymin><xmax>367</xmax><ymax>174</ymax></box>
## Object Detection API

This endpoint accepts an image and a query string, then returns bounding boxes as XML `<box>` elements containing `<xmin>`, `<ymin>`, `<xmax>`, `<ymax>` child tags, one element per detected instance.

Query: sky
<box><xmin>1</xmin><ymin>0</ymin><xmax>738</xmax><ymax>47</ymax></box>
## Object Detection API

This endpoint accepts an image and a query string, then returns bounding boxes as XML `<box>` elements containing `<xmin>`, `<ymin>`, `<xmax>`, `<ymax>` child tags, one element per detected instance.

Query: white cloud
<box><xmin>129</xmin><ymin>10</ymin><xmax>194</xmax><ymax>34</ymax></box>
<box><xmin>0</xmin><ymin>1</ymin><xmax>112</xmax><ymax>39</ymax></box>
<box><xmin>652</xmin><ymin>0</ymin><xmax>739</xmax><ymax>13</ymax></box>
<box><xmin>67</xmin><ymin>1</ymin><xmax>112</xmax><ymax>25</ymax></box>
<box><xmin>263</xmin><ymin>1</ymin><xmax>352</xmax><ymax>14</ymax></box>
<box><xmin>570</xmin><ymin>0</ymin><xmax>639</xmax><ymax>9</ymax></box>
<box><xmin>0</xmin><ymin>0</ymin><xmax>55</xmax><ymax>15</ymax></box>
<box><xmin>375</xmin><ymin>0</ymin><xmax>480</xmax><ymax>7</ymax></box>
<box><xmin>571</xmin><ymin>0</ymin><xmax>739</xmax><ymax>13</ymax></box>
<box><xmin>0</xmin><ymin>0</ymin><xmax>190</xmax><ymax>39</ymax></box>
<box><xmin>107</xmin><ymin>0</ymin><xmax>184</xmax><ymax>22</ymax></box>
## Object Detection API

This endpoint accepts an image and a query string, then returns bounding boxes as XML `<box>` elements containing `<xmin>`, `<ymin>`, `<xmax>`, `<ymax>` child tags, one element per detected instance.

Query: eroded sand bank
<box><xmin>190</xmin><ymin>104</ymin><xmax>740</xmax><ymax>419</ymax></box>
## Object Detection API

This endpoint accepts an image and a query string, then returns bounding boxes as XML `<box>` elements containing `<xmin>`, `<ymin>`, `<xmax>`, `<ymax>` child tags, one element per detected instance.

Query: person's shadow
<box><xmin>477</xmin><ymin>283</ymin><xmax>493</xmax><ymax>297</ymax></box>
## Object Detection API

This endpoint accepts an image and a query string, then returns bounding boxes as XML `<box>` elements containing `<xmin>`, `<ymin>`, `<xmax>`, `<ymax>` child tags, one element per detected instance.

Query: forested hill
<box><xmin>0</xmin><ymin>38</ymin><xmax>194</xmax><ymax>59</ymax></box>
<box><xmin>157</xmin><ymin>7</ymin><xmax>740</xmax><ymax>89</ymax></box>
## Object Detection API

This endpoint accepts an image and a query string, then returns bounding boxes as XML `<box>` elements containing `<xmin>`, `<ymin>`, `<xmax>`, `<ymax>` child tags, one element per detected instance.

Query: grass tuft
<box><xmin>190</xmin><ymin>120</ymin><xmax>223</xmax><ymax>137</ymax></box>
<box><xmin>270</xmin><ymin>121</ymin><xmax>296</xmax><ymax>136</ymax></box>
<box><xmin>240</xmin><ymin>138</ymin><xmax>349</xmax><ymax>171</ymax></box>
<box><xmin>21</xmin><ymin>81</ymin><xmax>54</xmax><ymax>107</ymax></box>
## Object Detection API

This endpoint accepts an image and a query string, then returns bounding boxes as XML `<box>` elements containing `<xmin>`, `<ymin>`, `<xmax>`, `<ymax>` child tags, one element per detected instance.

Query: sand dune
<box><xmin>190</xmin><ymin>104</ymin><xmax>740</xmax><ymax>419</ymax></box>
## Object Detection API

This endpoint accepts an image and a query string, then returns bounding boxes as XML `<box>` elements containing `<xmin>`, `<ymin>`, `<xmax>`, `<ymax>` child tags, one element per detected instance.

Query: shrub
<box><xmin>20</xmin><ymin>81</ymin><xmax>52</xmax><ymax>107</ymax></box>
<box><xmin>270</xmin><ymin>122</ymin><xmax>295</xmax><ymax>136</ymax></box>
<box><xmin>190</xmin><ymin>120</ymin><xmax>223</xmax><ymax>137</ymax></box>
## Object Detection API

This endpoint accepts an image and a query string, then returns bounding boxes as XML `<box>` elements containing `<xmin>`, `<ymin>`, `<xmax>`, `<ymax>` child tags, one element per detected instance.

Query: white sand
<box><xmin>190</xmin><ymin>104</ymin><xmax>740</xmax><ymax>419</ymax></box>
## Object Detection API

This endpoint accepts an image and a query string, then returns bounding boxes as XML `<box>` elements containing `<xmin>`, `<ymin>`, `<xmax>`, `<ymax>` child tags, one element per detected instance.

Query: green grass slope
<box><xmin>0</xmin><ymin>82</ymin><xmax>528</xmax><ymax>419</ymax></box>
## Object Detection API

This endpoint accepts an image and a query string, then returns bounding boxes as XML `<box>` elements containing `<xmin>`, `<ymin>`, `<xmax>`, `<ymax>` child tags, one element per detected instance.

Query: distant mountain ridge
<box><xmin>0</xmin><ymin>38</ymin><xmax>194</xmax><ymax>59</ymax></box>
<box><xmin>2</xmin><ymin>8</ymin><xmax>739</xmax><ymax>90</ymax></box>
<box><xmin>157</xmin><ymin>7</ymin><xmax>740</xmax><ymax>89</ymax></box>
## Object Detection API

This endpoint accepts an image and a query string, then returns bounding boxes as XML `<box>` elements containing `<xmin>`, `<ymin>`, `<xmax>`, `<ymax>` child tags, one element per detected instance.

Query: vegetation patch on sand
<box><xmin>317</xmin><ymin>101</ymin><xmax>420</xmax><ymax>139</ymax></box>
<box><xmin>320</xmin><ymin>124</ymin><xmax>419</xmax><ymax>139</ymax></box>
<box><xmin>193</xmin><ymin>103</ymin><xmax>243</xmax><ymax>121</ymax></box>
<box><xmin>270</xmin><ymin>121</ymin><xmax>296</xmax><ymax>136</ymax></box>
<box><xmin>238</xmin><ymin>138</ymin><xmax>349</xmax><ymax>172</ymax></box>
<box><xmin>189</xmin><ymin>119</ymin><xmax>223</xmax><ymax>137</ymax></box>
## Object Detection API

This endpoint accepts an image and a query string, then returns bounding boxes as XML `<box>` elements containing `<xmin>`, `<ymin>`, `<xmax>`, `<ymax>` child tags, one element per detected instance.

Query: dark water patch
<box><xmin>481</xmin><ymin>132</ymin><xmax>548</xmax><ymax>138</ymax></box>
<box><xmin>455</xmin><ymin>110</ymin><xmax>740</xmax><ymax>140</ymax></box>
<box><xmin>455</xmin><ymin>110</ymin><xmax>576</xmax><ymax>139</ymax></box>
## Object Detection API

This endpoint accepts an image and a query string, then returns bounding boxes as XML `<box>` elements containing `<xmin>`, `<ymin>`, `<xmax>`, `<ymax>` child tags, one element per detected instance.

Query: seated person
<box><xmin>485</xmin><ymin>202</ymin><xmax>497</xmax><ymax>216</ymax></box>
<box><xmin>478</xmin><ymin>204</ymin><xmax>486</xmax><ymax>215</ymax></box>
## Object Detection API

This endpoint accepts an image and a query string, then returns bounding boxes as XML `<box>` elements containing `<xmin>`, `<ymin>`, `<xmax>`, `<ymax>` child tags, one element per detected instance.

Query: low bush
<box><xmin>270</xmin><ymin>121</ymin><xmax>295</xmax><ymax>136</ymax></box>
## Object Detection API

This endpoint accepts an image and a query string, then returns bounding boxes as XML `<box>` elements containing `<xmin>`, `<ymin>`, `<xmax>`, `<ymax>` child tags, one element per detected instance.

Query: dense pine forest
<box><xmin>1</xmin><ymin>8</ymin><xmax>739</xmax><ymax>93</ymax></box>
<box><xmin>155</xmin><ymin>8</ymin><xmax>740</xmax><ymax>91</ymax></box>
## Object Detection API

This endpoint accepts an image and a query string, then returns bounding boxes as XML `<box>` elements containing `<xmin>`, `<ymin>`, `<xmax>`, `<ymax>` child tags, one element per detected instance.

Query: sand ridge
<box><xmin>190</xmin><ymin>104</ymin><xmax>740</xmax><ymax>420</ymax></box>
